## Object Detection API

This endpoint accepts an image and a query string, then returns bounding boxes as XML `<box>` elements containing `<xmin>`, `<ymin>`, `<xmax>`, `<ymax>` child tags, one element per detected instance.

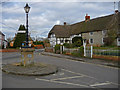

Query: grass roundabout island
<box><xmin>2</xmin><ymin>62</ymin><xmax>58</xmax><ymax>76</ymax></box>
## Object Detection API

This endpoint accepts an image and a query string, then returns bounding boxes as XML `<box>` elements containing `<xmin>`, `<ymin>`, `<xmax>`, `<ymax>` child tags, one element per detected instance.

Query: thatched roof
<box><xmin>48</xmin><ymin>25</ymin><xmax>71</xmax><ymax>38</ymax></box>
<box><xmin>0</xmin><ymin>31</ymin><xmax>5</xmax><ymax>36</ymax></box>
<box><xmin>48</xmin><ymin>12</ymin><xmax>120</xmax><ymax>38</ymax></box>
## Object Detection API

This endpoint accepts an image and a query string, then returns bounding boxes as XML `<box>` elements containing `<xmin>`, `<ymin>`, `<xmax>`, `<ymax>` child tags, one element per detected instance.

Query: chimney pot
<box><xmin>85</xmin><ymin>14</ymin><xmax>90</xmax><ymax>22</ymax></box>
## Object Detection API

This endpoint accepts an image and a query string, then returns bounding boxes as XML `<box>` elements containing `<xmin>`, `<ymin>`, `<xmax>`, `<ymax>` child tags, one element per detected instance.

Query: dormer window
<box><xmin>89</xmin><ymin>32</ymin><xmax>93</xmax><ymax>35</ymax></box>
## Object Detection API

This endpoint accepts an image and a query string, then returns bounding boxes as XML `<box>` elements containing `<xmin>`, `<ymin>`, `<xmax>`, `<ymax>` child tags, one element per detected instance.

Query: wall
<box><xmin>82</xmin><ymin>31</ymin><xmax>104</xmax><ymax>46</ymax></box>
<box><xmin>49</xmin><ymin>34</ymin><xmax>56</xmax><ymax>47</ymax></box>
<box><xmin>0</xmin><ymin>33</ymin><xmax>5</xmax><ymax>48</ymax></box>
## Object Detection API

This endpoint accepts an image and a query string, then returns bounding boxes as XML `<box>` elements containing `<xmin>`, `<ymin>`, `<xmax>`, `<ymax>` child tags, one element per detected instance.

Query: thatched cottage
<box><xmin>48</xmin><ymin>10</ymin><xmax>120</xmax><ymax>47</ymax></box>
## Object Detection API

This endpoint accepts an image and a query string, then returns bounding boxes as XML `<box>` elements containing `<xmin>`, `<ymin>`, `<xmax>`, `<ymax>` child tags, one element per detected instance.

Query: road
<box><xmin>2</xmin><ymin>51</ymin><xmax>119</xmax><ymax>89</ymax></box>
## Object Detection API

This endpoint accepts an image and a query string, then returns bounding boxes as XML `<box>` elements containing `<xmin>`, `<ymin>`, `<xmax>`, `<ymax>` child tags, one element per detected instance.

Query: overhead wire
<box><xmin>0</xmin><ymin>22</ymin><xmax>18</xmax><ymax>33</ymax></box>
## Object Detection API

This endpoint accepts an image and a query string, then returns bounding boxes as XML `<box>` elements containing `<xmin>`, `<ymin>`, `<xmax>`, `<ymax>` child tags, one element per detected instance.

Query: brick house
<box><xmin>0</xmin><ymin>31</ymin><xmax>7</xmax><ymax>49</ymax></box>
<box><xmin>48</xmin><ymin>10</ymin><xmax>120</xmax><ymax>47</ymax></box>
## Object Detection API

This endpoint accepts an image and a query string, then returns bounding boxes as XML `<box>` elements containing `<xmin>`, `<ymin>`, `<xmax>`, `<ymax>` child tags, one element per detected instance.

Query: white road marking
<box><xmin>61</xmin><ymin>69</ymin><xmax>120</xmax><ymax>86</ymax></box>
<box><xmin>53</xmin><ymin>74</ymin><xmax>56</xmax><ymax>76</ymax></box>
<box><xmin>106</xmin><ymin>81</ymin><xmax>120</xmax><ymax>86</ymax></box>
<box><xmin>61</xmin><ymin>69</ymin><xmax>96</xmax><ymax>79</ymax></box>
<box><xmin>90</xmin><ymin>82</ymin><xmax>111</xmax><ymax>87</ymax></box>
<box><xmin>59</xmin><ymin>73</ymin><xmax>64</xmax><ymax>75</ymax></box>
<box><xmin>35</xmin><ymin>78</ymin><xmax>90</xmax><ymax>88</ymax></box>
<box><xmin>61</xmin><ymin>69</ymin><xmax>84</xmax><ymax>76</ymax></box>
<box><xmin>50</xmin><ymin>76</ymin><xmax>84</xmax><ymax>81</ymax></box>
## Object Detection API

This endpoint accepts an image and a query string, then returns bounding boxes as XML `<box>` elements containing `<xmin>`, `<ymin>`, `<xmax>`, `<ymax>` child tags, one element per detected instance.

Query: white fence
<box><xmin>84</xmin><ymin>46</ymin><xmax>120</xmax><ymax>58</ymax></box>
<box><xmin>60</xmin><ymin>45</ymin><xmax>120</xmax><ymax>58</ymax></box>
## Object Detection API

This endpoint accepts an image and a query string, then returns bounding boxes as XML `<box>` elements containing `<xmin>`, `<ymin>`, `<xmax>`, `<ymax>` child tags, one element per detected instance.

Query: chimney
<box><xmin>64</xmin><ymin>22</ymin><xmax>66</xmax><ymax>25</ymax></box>
<box><xmin>85</xmin><ymin>13</ymin><xmax>90</xmax><ymax>22</ymax></box>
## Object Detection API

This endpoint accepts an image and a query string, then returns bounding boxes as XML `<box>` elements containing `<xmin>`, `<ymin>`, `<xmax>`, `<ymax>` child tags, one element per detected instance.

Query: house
<box><xmin>48</xmin><ymin>10</ymin><xmax>120</xmax><ymax>47</ymax></box>
<box><xmin>0</xmin><ymin>31</ymin><xmax>7</xmax><ymax>49</ymax></box>
<box><xmin>48</xmin><ymin>22</ymin><xmax>81</xmax><ymax>47</ymax></box>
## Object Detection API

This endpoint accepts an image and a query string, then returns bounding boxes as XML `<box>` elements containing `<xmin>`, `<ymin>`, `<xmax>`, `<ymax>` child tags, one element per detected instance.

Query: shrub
<box><xmin>79</xmin><ymin>46</ymin><xmax>84</xmax><ymax>56</ymax></box>
<box><xmin>71</xmin><ymin>46</ymin><xmax>84</xmax><ymax>57</ymax></box>
<box><xmin>72</xmin><ymin>40</ymin><xmax>82</xmax><ymax>47</ymax></box>
<box><xmin>72</xmin><ymin>37</ymin><xmax>83</xmax><ymax>47</ymax></box>
<box><xmin>63</xmin><ymin>43</ymin><xmax>74</xmax><ymax>48</ymax></box>
<box><xmin>71</xmin><ymin>52</ymin><xmax>80</xmax><ymax>57</ymax></box>
<box><xmin>54</xmin><ymin>44</ymin><xmax>61</xmax><ymax>54</ymax></box>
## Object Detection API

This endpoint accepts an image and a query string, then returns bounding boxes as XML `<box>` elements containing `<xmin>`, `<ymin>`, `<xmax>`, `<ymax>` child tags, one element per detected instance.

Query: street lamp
<box><xmin>24</xmin><ymin>3</ymin><xmax>30</xmax><ymax>47</ymax></box>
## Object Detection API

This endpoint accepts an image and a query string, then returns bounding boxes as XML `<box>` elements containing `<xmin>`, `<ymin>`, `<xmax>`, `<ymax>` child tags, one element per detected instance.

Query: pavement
<box><xmin>41</xmin><ymin>52</ymin><xmax>120</xmax><ymax>68</ymax></box>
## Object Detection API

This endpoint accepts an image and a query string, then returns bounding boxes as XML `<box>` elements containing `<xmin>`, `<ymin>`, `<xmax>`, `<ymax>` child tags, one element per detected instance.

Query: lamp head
<box><xmin>24</xmin><ymin>3</ymin><xmax>30</xmax><ymax>13</ymax></box>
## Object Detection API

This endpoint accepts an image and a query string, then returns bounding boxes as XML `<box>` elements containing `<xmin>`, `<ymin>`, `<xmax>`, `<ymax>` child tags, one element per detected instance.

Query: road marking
<box><xmin>61</xmin><ymin>69</ymin><xmax>120</xmax><ymax>86</ymax></box>
<box><xmin>50</xmin><ymin>76</ymin><xmax>84</xmax><ymax>81</ymax></box>
<box><xmin>61</xmin><ymin>69</ymin><xmax>97</xmax><ymax>79</ymax></box>
<box><xmin>106</xmin><ymin>81</ymin><xmax>120</xmax><ymax>86</ymax></box>
<box><xmin>59</xmin><ymin>73</ymin><xmax>64</xmax><ymax>75</ymax></box>
<box><xmin>61</xmin><ymin>69</ymin><xmax>84</xmax><ymax>76</ymax></box>
<box><xmin>53</xmin><ymin>74</ymin><xmax>56</xmax><ymax>76</ymax></box>
<box><xmin>90</xmin><ymin>82</ymin><xmax>111</xmax><ymax>87</ymax></box>
<box><xmin>35</xmin><ymin>78</ymin><xmax>90</xmax><ymax>88</ymax></box>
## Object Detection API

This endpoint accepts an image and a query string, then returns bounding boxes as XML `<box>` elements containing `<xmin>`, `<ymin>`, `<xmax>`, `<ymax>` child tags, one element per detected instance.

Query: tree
<box><xmin>104</xmin><ymin>29</ymin><xmax>117</xmax><ymax>46</ymax></box>
<box><xmin>13</xmin><ymin>25</ymin><xmax>26</xmax><ymax>48</ymax></box>
<box><xmin>72</xmin><ymin>37</ymin><xmax>83</xmax><ymax>47</ymax></box>
<box><xmin>7</xmin><ymin>37</ymin><xmax>12</xmax><ymax>48</ymax></box>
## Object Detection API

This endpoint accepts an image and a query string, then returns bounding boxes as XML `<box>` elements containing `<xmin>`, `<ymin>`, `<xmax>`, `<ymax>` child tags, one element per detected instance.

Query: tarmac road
<box><xmin>2</xmin><ymin>51</ymin><xmax>120</xmax><ymax>89</ymax></box>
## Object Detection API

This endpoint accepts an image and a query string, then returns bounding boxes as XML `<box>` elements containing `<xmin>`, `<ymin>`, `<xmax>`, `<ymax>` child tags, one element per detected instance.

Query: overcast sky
<box><xmin>0</xmin><ymin>0</ymin><xmax>119</xmax><ymax>39</ymax></box>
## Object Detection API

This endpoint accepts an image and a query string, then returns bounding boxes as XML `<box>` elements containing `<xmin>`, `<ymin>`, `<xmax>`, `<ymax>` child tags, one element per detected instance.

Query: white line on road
<box><xmin>90</xmin><ymin>82</ymin><xmax>111</xmax><ymax>87</ymax></box>
<box><xmin>61</xmin><ymin>69</ymin><xmax>84</xmax><ymax>76</ymax></box>
<box><xmin>35</xmin><ymin>78</ymin><xmax>90</xmax><ymax>88</ymax></box>
<box><xmin>106</xmin><ymin>81</ymin><xmax>120</xmax><ymax>86</ymax></box>
<box><xmin>61</xmin><ymin>69</ymin><xmax>120</xmax><ymax>86</ymax></box>
<box><xmin>50</xmin><ymin>76</ymin><xmax>84</xmax><ymax>81</ymax></box>
<box><xmin>59</xmin><ymin>73</ymin><xmax>64</xmax><ymax>75</ymax></box>
<box><xmin>61</xmin><ymin>69</ymin><xmax>96</xmax><ymax>79</ymax></box>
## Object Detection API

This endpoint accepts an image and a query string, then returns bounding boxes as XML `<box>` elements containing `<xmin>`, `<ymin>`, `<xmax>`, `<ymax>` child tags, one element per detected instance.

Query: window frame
<box><xmin>89</xmin><ymin>32</ymin><xmax>93</xmax><ymax>36</ymax></box>
<box><xmin>89</xmin><ymin>38</ymin><xmax>94</xmax><ymax>44</ymax></box>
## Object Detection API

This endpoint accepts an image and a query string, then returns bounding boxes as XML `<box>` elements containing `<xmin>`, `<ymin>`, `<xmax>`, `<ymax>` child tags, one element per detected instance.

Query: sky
<box><xmin>0</xmin><ymin>0</ymin><xmax>120</xmax><ymax>39</ymax></box>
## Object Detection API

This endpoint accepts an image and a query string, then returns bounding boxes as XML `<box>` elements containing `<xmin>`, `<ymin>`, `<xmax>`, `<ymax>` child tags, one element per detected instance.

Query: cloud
<box><xmin>1</xmin><ymin>2</ymin><xmax>118</xmax><ymax>38</ymax></box>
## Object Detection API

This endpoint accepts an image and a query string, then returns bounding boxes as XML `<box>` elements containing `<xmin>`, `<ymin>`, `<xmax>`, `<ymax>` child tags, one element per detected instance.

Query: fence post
<box><xmin>84</xmin><ymin>45</ymin><xmax>86</xmax><ymax>57</ymax></box>
<box><xmin>91</xmin><ymin>45</ymin><xmax>93</xmax><ymax>58</ymax></box>
<box><xmin>60</xmin><ymin>46</ymin><xmax>62</xmax><ymax>54</ymax></box>
<box><xmin>63</xmin><ymin>46</ymin><xmax>64</xmax><ymax>52</ymax></box>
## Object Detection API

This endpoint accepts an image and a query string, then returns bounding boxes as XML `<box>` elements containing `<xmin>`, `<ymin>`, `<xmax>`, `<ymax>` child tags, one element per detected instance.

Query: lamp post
<box><xmin>24</xmin><ymin>3</ymin><xmax>30</xmax><ymax>47</ymax></box>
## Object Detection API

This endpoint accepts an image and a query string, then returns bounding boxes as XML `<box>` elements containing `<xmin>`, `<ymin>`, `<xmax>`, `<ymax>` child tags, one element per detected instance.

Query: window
<box><xmin>102</xmin><ymin>30</ymin><xmax>107</xmax><ymax>35</ymax></box>
<box><xmin>60</xmin><ymin>40</ymin><xmax>63</xmax><ymax>43</ymax></box>
<box><xmin>102</xmin><ymin>38</ymin><xmax>106</xmax><ymax>44</ymax></box>
<box><xmin>89</xmin><ymin>39</ymin><xmax>93</xmax><ymax>44</ymax></box>
<box><xmin>89</xmin><ymin>32</ymin><xmax>93</xmax><ymax>35</ymax></box>
<box><xmin>83</xmin><ymin>39</ymin><xmax>86</xmax><ymax>43</ymax></box>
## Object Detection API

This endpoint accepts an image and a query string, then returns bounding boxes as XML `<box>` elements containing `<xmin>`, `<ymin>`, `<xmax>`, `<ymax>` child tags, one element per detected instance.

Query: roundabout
<box><xmin>2</xmin><ymin>62</ymin><xmax>58</xmax><ymax>76</ymax></box>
